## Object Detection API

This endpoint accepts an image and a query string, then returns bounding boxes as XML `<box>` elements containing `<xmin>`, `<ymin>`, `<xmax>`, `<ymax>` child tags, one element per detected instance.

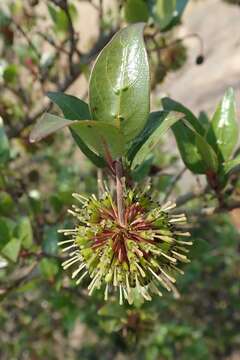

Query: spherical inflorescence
<box><xmin>58</xmin><ymin>189</ymin><xmax>192</xmax><ymax>304</ymax></box>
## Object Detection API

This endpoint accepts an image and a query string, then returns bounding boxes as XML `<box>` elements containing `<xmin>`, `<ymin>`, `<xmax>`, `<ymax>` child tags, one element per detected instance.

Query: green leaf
<box><xmin>124</xmin><ymin>0</ymin><xmax>149</xmax><ymax>23</ymax></box>
<box><xmin>71</xmin><ymin>121</ymin><xmax>125</xmax><ymax>159</ymax></box>
<box><xmin>48</xmin><ymin>3</ymin><xmax>69</xmax><ymax>33</ymax></box>
<box><xmin>1</xmin><ymin>237</ymin><xmax>21</xmax><ymax>262</ymax></box>
<box><xmin>153</xmin><ymin>0</ymin><xmax>176</xmax><ymax>30</ymax></box>
<box><xmin>0</xmin><ymin>192</ymin><xmax>14</xmax><ymax>216</ymax></box>
<box><xmin>0</xmin><ymin>118</ymin><xmax>10</xmax><ymax>164</ymax></box>
<box><xmin>162</xmin><ymin>97</ymin><xmax>204</xmax><ymax>134</ymax></box>
<box><xmin>131</xmin><ymin>154</ymin><xmax>154</xmax><ymax>181</ymax></box>
<box><xmin>0</xmin><ymin>10</ymin><xmax>10</xmax><ymax>27</ymax></box>
<box><xmin>29</xmin><ymin>113</ymin><xmax>77</xmax><ymax>143</ymax></box>
<box><xmin>89</xmin><ymin>23</ymin><xmax>150</xmax><ymax>143</ymax></box>
<box><xmin>171</xmin><ymin>121</ymin><xmax>219</xmax><ymax>174</ymax></box>
<box><xmin>194</xmin><ymin>131</ymin><xmax>219</xmax><ymax>173</ymax></box>
<box><xmin>42</xmin><ymin>225</ymin><xmax>58</xmax><ymax>256</ymax></box>
<box><xmin>152</xmin><ymin>0</ymin><xmax>189</xmax><ymax>31</ymax></box>
<box><xmin>47</xmin><ymin>92</ymin><xmax>90</xmax><ymax>120</ymax></box>
<box><xmin>47</xmin><ymin>92</ymin><xmax>106</xmax><ymax>168</ymax></box>
<box><xmin>198</xmin><ymin>111</ymin><xmax>210</xmax><ymax>132</ymax></box>
<box><xmin>223</xmin><ymin>154</ymin><xmax>240</xmax><ymax>175</ymax></box>
<box><xmin>0</xmin><ymin>217</ymin><xmax>11</xmax><ymax>251</ymax></box>
<box><xmin>128</xmin><ymin>111</ymin><xmax>183</xmax><ymax>169</ymax></box>
<box><xmin>39</xmin><ymin>258</ymin><xmax>59</xmax><ymax>279</ymax></box>
<box><xmin>14</xmin><ymin>217</ymin><xmax>33</xmax><ymax>250</ymax></box>
<box><xmin>3</xmin><ymin>64</ymin><xmax>18</xmax><ymax>84</ymax></box>
<box><xmin>207</xmin><ymin>88</ymin><xmax>238</xmax><ymax>161</ymax></box>
<box><xmin>162</xmin><ymin>97</ymin><xmax>208</xmax><ymax>174</ymax></box>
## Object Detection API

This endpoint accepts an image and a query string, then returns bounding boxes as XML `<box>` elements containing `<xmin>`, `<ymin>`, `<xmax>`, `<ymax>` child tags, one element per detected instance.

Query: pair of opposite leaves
<box><xmin>30</xmin><ymin>23</ymin><xmax>151</xmax><ymax>162</ymax></box>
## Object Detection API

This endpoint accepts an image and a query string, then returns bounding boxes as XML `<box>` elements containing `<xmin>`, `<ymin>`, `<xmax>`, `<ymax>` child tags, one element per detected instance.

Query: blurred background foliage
<box><xmin>0</xmin><ymin>0</ymin><xmax>240</xmax><ymax>359</ymax></box>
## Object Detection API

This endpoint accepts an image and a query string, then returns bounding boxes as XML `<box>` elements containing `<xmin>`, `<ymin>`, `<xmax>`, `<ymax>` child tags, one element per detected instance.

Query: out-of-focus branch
<box><xmin>175</xmin><ymin>186</ymin><xmax>209</xmax><ymax>207</ymax></box>
<box><xmin>181</xmin><ymin>200</ymin><xmax>240</xmax><ymax>219</ymax></box>
<box><xmin>49</xmin><ymin>0</ymin><xmax>81</xmax><ymax>72</ymax></box>
<box><xmin>0</xmin><ymin>262</ymin><xmax>38</xmax><ymax>299</ymax></box>
<box><xmin>7</xmin><ymin>29</ymin><xmax>117</xmax><ymax>138</ymax></box>
<box><xmin>12</xmin><ymin>20</ymin><xmax>41</xmax><ymax>60</ymax></box>
<box><xmin>175</xmin><ymin>181</ymin><xmax>240</xmax><ymax>218</ymax></box>
<box><xmin>37</xmin><ymin>32</ymin><xmax>70</xmax><ymax>56</ymax></box>
<box><xmin>163</xmin><ymin>167</ymin><xmax>186</xmax><ymax>202</ymax></box>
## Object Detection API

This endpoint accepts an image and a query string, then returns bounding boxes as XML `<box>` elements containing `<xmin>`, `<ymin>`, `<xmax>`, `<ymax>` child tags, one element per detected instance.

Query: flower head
<box><xmin>58</xmin><ymin>189</ymin><xmax>192</xmax><ymax>304</ymax></box>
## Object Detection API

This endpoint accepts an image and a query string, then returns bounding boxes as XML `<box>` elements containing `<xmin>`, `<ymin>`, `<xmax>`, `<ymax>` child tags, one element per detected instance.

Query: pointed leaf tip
<box><xmin>89</xmin><ymin>23</ymin><xmax>150</xmax><ymax>143</ymax></box>
<box><xmin>29</xmin><ymin>113</ymin><xmax>78</xmax><ymax>143</ymax></box>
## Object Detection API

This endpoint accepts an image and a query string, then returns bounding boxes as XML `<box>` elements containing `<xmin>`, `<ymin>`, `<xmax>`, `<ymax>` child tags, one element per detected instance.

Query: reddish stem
<box><xmin>115</xmin><ymin>159</ymin><xmax>125</xmax><ymax>227</ymax></box>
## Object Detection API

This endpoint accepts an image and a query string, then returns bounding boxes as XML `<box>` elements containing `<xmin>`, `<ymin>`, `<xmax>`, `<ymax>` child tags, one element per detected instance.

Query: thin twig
<box><xmin>175</xmin><ymin>185</ymin><xmax>209</xmax><ymax>207</ymax></box>
<box><xmin>163</xmin><ymin>167</ymin><xmax>187</xmax><ymax>202</ymax></box>
<box><xmin>97</xmin><ymin>169</ymin><xmax>104</xmax><ymax>196</ymax></box>
<box><xmin>150</xmin><ymin>33</ymin><xmax>204</xmax><ymax>55</ymax></box>
<box><xmin>0</xmin><ymin>262</ymin><xmax>38</xmax><ymax>298</ymax></box>
<box><xmin>12</xmin><ymin>20</ymin><xmax>41</xmax><ymax>60</ymax></box>
<box><xmin>37</xmin><ymin>31</ymin><xmax>70</xmax><ymax>55</ymax></box>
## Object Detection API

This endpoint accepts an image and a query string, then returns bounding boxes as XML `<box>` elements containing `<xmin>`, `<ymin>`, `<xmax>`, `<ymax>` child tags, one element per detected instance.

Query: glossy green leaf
<box><xmin>1</xmin><ymin>237</ymin><xmax>21</xmax><ymax>262</ymax></box>
<box><xmin>162</xmin><ymin>97</ymin><xmax>204</xmax><ymax>134</ymax></box>
<box><xmin>152</xmin><ymin>0</ymin><xmax>189</xmax><ymax>31</ymax></box>
<box><xmin>171</xmin><ymin>122</ymin><xmax>206</xmax><ymax>173</ymax></box>
<box><xmin>223</xmin><ymin>154</ymin><xmax>240</xmax><ymax>175</ymax></box>
<box><xmin>172</xmin><ymin>121</ymin><xmax>219</xmax><ymax>174</ymax></box>
<box><xmin>124</xmin><ymin>0</ymin><xmax>149</xmax><ymax>23</ymax></box>
<box><xmin>153</xmin><ymin>0</ymin><xmax>175</xmax><ymax>30</ymax></box>
<box><xmin>47</xmin><ymin>92</ymin><xmax>106</xmax><ymax>168</ymax></box>
<box><xmin>194</xmin><ymin>131</ymin><xmax>219</xmax><ymax>173</ymax></box>
<box><xmin>0</xmin><ymin>118</ymin><xmax>10</xmax><ymax>164</ymax></box>
<box><xmin>168</xmin><ymin>0</ymin><xmax>189</xmax><ymax>29</ymax></box>
<box><xmin>71</xmin><ymin>121</ymin><xmax>125</xmax><ymax>160</ymax></box>
<box><xmin>15</xmin><ymin>217</ymin><xmax>33</xmax><ymax>250</ymax></box>
<box><xmin>162</xmin><ymin>97</ymin><xmax>208</xmax><ymax>174</ymax></box>
<box><xmin>128</xmin><ymin>111</ymin><xmax>183</xmax><ymax>168</ymax></box>
<box><xmin>89</xmin><ymin>23</ymin><xmax>150</xmax><ymax>143</ymax></box>
<box><xmin>198</xmin><ymin>111</ymin><xmax>210</xmax><ymax>132</ymax></box>
<box><xmin>47</xmin><ymin>92</ymin><xmax>90</xmax><ymax>120</ymax></box>
<box><xmin>207</xmin><ymin>88</ymin><xmax>238</xmax><ymax>160</ymax></box>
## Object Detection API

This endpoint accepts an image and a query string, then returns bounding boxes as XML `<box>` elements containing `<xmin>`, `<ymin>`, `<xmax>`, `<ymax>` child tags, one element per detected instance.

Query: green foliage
<box><xmin>29</xmin><ymin>113</ymin><xmax>78</xmax><ymax>142</ymax></box>
<box><xmin>124</xmin><ymin>0</ymin><xmax>149</xmax><ymax>23</ymax></box>
<box><xmin>206</xmin><ymin>88</ymin><xmax>238</xmax><ymax>161</ymax></box>
<box><xmin>47</xmin><ymin>92</ymin><xmax>106</xmax><ymax>167</ymax></box>
<box><xmin>1</xmin><ymin>2</ymin><xmax>240</xmax><ymax>359</ymax></box>
<box><xmin>0</xmin><ymin>217</ymin><xmax>12</xmax><ymax>251</ymax></box>
<box><xmin>162</xmin><ymin>97</ymin><xmax>207</xmax><ymax>174</ymax></box>
<box><xmin>15</xmin><ymin>217</ymin><xmax>33</xmax><ymax>250</ymax></box>
<box><xmin>223</xmin><ymin>153</ymin><xmax>240</xmax><ymax>175</ymax></box>
<box><xmin>89</xmin><ymin>23</ymin><xmax>150</xmax><ymax>143</ymax></box>
<box><xmin>162</xmin><ymin>92</ymin><xmax>239</xmax><ymax>183</ymax></box>
<box><xmin>1</xmin><ymin>237</ymin><xmax>21</xmax><ymax>262</ymax></box>
<box><xmin>128</xmin><ymin>111</ymin><xmax>183</xmax><ymax>169</ymax></box>
<box><xmin>2</xmin><ymin>64</ymin><xmax>18</xmax><ymax>84</ymax></box>
<box><xmin>48</xmin><ymin>3</ymin><xmax>77</xmax><ymax>34</ymax></box>
<box><xmin>71</xmin><ymin>120</ymin><xmax>125</xmax><ymax>159</ymax></box>
<box><xmin>0</xmin><ymin>119</ymin><xmax>10</xmax><ymax>164</ymax></box>
<box><xmin>151</xmin><ymin>0</ymin><xmax>189</xmax><ymax>31</ymax></box>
